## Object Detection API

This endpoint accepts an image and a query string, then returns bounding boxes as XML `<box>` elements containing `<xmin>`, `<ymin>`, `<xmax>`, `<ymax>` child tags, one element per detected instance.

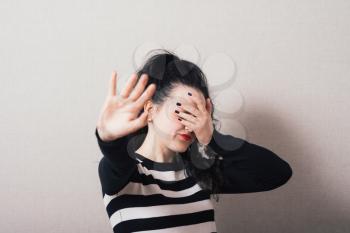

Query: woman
<box><xmin>95</xmin><ymin>49</ymin><xmax>293</xmax><ymax>233</ymax></box>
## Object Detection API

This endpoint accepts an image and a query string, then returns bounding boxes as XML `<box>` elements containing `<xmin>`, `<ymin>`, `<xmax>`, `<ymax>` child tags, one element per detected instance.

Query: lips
<box><xmin>179</xmin><ymin>134</ymin><xmax>192</xmax><ymax>140</ymax></box>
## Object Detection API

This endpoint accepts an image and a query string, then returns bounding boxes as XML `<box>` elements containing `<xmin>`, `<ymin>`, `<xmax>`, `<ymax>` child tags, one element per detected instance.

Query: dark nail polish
<box><xmin>176</xmin><ymin>102</ymin><xmax>181</xmax><ymax>106</ymax></box>
<box><xmin>175</xmin><ymin>110</ymin><xmax>179</xmax><ymax>114</ymax></box>
<box><xmin>188</xmin><ymin>92</ymin><xmax>192</xmax><ymax>96</ymax></box>
<box><xmin>178</xmin><ymin>118</ymin><xmax>182</xmax><ymax>121</ymax></box>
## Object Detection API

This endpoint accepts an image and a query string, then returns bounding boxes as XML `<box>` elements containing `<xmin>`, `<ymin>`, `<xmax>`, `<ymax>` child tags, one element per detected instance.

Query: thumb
<box><xmin>132</xmin><ymin>110</ymin><xmax>148</xmax><ymax>129</ymax></box>
<box><xmin>206</xmin><ymin>98</ymin><xmax>212</xmax><ymax>113</ymax></box>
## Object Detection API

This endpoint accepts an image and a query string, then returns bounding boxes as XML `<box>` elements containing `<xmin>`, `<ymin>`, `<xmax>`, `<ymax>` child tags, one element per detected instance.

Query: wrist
<box><xmin>199</xmin><ymin>125</ymin><xmax>214</xmax><ymax>146</ymax></box>
<box><xmin>96</xmin><ymin>126</ymin><xmax>116</xmax><ymax>142</ymax></box>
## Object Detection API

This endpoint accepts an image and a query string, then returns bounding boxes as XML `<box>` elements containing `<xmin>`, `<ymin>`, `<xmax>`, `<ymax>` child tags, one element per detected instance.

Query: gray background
<box><xmin>1</xmin><ymin>0</ymin><xmax>349</xmax><ymax>232</ymax></box>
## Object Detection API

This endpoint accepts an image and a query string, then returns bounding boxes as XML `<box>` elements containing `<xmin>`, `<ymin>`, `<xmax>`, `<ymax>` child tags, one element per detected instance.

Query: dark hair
<box><xmin>130</xmin><ymin>48</ymin><xmax>224</xmax><ymax>202</ymax></box>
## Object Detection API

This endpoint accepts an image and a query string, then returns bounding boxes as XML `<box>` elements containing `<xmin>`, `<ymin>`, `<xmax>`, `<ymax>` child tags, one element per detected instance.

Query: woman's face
<box><xmin>148</xmin><ymin>84</ymin><xmax>207</xmax><ymax>153</ymax></box>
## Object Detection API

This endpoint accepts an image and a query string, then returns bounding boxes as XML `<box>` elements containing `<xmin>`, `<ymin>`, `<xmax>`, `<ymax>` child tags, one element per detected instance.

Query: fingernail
<box><xmin>178</xmin><ymin>118</ymin><xmax>182</xmax><ymax>121</ymax></box>
<box><xmin>175</xmin><ymin>110</ymin><xmax>180</xmax><ymax>114</ymax></box>
<box><xmin>176</xmin><ymin>102</ymin><xmax>181</xmax><ymax>106</ymax></box>
<box><xmin>188</xmin><ymin>92</ymin><xmax>192</xmax><ymax>96</ymax></box>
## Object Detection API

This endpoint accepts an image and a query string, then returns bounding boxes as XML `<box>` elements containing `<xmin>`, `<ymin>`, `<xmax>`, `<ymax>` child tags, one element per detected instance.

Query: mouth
<box><xmin>178</xmin><ymin>133</ymin><xmax>192</xmax><ymax>141</ymax></box>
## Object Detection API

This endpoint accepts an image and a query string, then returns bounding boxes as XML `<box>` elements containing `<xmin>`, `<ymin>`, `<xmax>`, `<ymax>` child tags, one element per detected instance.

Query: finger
<box><xmin>108</xmin><ymin>70</ymin><xmax>117</xmax><ymax>97</ymax></box>
<box><xmin>120</xmin><ymin>73</ymin><xmax>138</xmax><ymax>98</ymax></box>
<box><xmin>129</xmin><ymin>73</ymin><xmax>149</xmax><ymax>101</ymax></box>
<box><xmin>131</xmin><ymin>109</ymin><xmax>148</xmax><ymax>129</ymax></box>
<box><xmin>135</xmin><ymin>83</ymin><xmax>157</xmax><ymax>108</ymax></box>
<box><xmin>177</xmin><ymin>102</ymin><xmax>200</xmax><ymax>118</ymax></box>
<box><xmin>177</xmin><ymin>117</ymin><xmax>195</xmax><ymax>129</ymax></box>
<box><xmin>175</xmin><ymin>109</ymin><xmax>197</xmax><ymax>124</ymax></box>
<box><xmin>187</xmin><ymin>92</ymin><xmax>206</xmax><ymax>113</ymax></box>
<box><xmin>206</xmin><ymin>98</ymin><xmax>212</xmax><ymax>114</ymax></box>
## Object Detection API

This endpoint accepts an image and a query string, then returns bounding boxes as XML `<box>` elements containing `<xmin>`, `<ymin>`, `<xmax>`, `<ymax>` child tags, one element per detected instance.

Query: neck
<box><xmin>135</xmin><ymin>129</ymin><xmax>176</xmax><ymax>163</ymax></box>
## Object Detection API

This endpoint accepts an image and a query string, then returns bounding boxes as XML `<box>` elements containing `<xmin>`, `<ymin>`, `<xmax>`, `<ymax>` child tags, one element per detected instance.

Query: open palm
<box><xmin>96</xmin><ymin>71</ymin><xmax>156</xmax><ymax>142</ymax></box>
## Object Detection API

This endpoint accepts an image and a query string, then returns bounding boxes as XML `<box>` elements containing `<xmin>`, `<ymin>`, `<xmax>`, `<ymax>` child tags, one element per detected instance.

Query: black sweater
<box><xmin>95</xmin><ymin>127</ymin><xmax>293</xmax><ymax>232</ymax></box>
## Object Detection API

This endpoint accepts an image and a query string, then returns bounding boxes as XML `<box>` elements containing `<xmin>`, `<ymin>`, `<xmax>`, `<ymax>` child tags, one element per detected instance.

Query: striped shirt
<box><xmin>95</xmin><ymin>128</ymin><xmax>293</xmax><ymax>232</ymax></box>
<box><xmin>102</xmin><ymin>152</ymin><xmax>217</xmax><ymax>232</ymax></box>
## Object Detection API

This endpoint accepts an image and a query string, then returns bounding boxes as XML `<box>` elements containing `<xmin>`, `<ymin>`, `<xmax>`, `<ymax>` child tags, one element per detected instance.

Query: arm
<box><xmin>95</xmin><ymin>127</ymin><xmax>136</xmax><ymax>195</ymax></box>
<box><xmin>207</xmin><ymin>128</ymin><xmax>293</xmax><ymax>194</ymax></box>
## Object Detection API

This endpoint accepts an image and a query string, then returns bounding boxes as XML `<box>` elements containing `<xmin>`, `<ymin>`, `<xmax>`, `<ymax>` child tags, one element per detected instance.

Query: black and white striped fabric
<box><xmin>95</xmin><ymin>127</ymin><xmax>293</xmax><ymax>233</ymax></box>
<box><xmin>102</xmin><ymin>152</ymin><xmax>217</xmax><ymax>233</ymax></box>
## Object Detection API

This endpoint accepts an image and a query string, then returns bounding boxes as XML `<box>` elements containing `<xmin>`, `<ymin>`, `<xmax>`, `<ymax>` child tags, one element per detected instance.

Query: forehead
<box><xmin>168</xmin><ymin>84</ymin><xmax>205</xmax><ymax>105</ymax></box>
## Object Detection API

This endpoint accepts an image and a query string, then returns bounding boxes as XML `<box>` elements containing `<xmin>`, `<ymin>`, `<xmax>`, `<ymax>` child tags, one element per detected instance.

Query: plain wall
<box><xmin>1</xmin><ymin>0</ymin><xmax>349</xmax><ymax>232</ymax></box>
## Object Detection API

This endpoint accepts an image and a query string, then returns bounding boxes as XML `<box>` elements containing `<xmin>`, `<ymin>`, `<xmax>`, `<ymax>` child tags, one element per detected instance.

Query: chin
<box><xmin>177</xmin><ymin>147</ymin><xmax>188</xmax><ymax>153</ymax></box>
<box><xmin>169</xmin><ymin>137</ymin><xmax>193</xmax><ymax>153</ymax></box>
<box><xmin>175</xmin><ymin>143</ymin><xmax>190</xmax><ymax>153</ymax></box>
<box><xmin>168</xmin><ymin>143</ymin><xmax>188</xmax><ymax>153</ymax></box>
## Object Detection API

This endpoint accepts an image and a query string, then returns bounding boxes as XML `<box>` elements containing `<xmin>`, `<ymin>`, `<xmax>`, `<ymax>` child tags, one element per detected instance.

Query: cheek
<box><xmin>155</xmin><ymin>109</ymin><xmax>181</xmax><ymax>133</ymax></box>
<box><xmin>155</xmin><ymin>103</ymin><xmax>185</xmax><ymax>137</ymax></box>
<box><xmin>163</xmin><ymin>104</ymin><xmax>183</xmax><ymax>125</ymax></box>
<box><xmin>164</xmin><ymin>115</ymin><xmax>183</xmax><ymax>138</ymax></box>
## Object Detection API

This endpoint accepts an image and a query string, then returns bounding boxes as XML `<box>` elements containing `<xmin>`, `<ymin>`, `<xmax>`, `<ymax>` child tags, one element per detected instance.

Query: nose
<box><xmin>185</xmin><ymin>126</ymin><xmax>193</xmax><ymax>134</ymax></box>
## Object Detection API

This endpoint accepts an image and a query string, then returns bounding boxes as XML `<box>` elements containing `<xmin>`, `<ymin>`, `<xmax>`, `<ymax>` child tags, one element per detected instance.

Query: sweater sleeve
<box><xmin>207</xmin><ymin>128</ymin><xmax>293</xmax><ymax>194</ymax></box>
<box><xmin>95</xmin><ymin>127</ymin><xmax>137</xmax><ymax>196</ymax></box>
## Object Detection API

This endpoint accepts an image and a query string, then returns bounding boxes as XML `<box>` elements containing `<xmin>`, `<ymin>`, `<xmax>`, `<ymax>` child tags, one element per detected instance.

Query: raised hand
<box><xmin>96</xmin><ymin>71</ymin><xmax>157</xmax><ymax>142</ymax></box>
<box><xmin>175</xmin><ymin>92</ymin><xmax>214</xmax><ymax>145</ymax></box>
